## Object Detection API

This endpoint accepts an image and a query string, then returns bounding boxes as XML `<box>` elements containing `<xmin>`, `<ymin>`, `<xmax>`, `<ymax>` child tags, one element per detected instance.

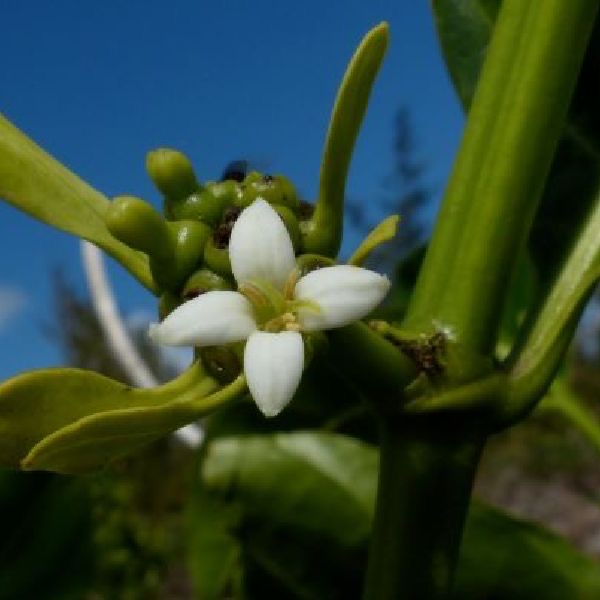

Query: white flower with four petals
<box><xmin>149</xmin><ymin>199</ymin><xmax>390</xmax><ymax>417</ymax></box>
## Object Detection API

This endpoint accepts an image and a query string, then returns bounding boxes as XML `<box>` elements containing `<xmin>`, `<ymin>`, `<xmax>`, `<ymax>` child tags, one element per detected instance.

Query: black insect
<box><xmin>220</xmin><ymin>160</ymin><xmax>248</xmax><ymax>182</ymax></box>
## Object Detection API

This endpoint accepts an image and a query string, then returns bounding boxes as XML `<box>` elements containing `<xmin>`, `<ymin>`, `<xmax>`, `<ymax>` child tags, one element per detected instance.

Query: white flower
<box><xmin>149</xmin><ymin>199</ymin><xmax>390</xmax><ymax>417</ymax></box>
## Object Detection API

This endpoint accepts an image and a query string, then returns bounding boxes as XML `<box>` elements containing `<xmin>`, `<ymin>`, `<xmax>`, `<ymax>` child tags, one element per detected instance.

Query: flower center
<box><xmin>239</xmin><ymin>271</ymin><xmax>321</xmax><ymax>334</ymax></box>
<box><xmin>238</xmin><ymin>279</ymin><xmax>294</xmax><ymax>332</ymax></box>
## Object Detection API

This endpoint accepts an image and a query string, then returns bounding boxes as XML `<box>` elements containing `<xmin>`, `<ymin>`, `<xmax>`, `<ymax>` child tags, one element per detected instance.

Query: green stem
<box><xmin>327</xmin><ymin>322</ymin><xmax>417</xmax><ymax>399</ymax></box>
<box><xmin>363</xmin><ymin>419</ymin><xmax>484</xmax><ymax>600</ymax></box>
<box><xmin>405</xmin><ymin>0</ymin><xmax>598</xmax><ymax>355</ymax></box>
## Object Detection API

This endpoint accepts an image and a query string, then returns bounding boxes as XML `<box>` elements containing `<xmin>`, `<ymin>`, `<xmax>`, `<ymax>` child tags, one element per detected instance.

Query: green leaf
<box><xmin>203</xmin><ymin>432</ymin><xmax>376</xmax><ymax>546</ymax></box>
<box><xmin>0</xmin><ymin>114</ymin><xmax>156</xmax><ymax>292</ymax></box>
<box><xmin>0</xmin><ymin>363</ymin><xmax>244</xmax><ymax>473</ymax></box>
<box><xmin>198</xmin><ymin>432</ymin><xmax>600</xmax><ymax>598</ymax></box>
<box><xmin>197</xmin><ymin>432</ymin><xmax>374</xmax><ymax>598</ymax></box>
<box><xmin>457</xmin><ymin>503</ymin><xmax>600</xmax><ymax>599</ymax></box>
<box><xmin>187</xmin><ymin>484</ymin><xmax>245</xmax><ymax>599</ymax></box>
<box><xmin>348</xmin><ymin>214</ymin><xmax>400</xmax><ymax>267</ymax></box>
<box><xmin>303</xmin><ymin>22</ymin><xmax>389</xmax><ymax>257</ymax></box>
<box><xmin>432</xmin><ymin>0</ymin><xmax>501</xmax><ymax>110</ymax></box>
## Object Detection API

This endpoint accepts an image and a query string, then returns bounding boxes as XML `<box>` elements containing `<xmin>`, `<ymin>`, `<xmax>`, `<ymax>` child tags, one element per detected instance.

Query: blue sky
<box><xmin>0</xmin><ymin>1</ymin><xmax>464</xmax><ymax>379</ymax></box>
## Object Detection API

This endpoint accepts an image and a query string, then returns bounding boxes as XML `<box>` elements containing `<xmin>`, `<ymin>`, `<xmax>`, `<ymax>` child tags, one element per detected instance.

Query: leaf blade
<box><xmin>0</xmin><ymin>113</ymin><xmax>156</xmax><ymax>292</ymax></box>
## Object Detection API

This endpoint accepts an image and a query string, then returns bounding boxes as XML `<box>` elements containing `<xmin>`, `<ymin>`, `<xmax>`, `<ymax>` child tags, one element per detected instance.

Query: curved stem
<box><xmin>302</xmin><ymin>23</ymin><xmax>388</xmax><ymax>256</ymax></box>
<box><xmin>504</xmin><ymin>191</ymin><xmax>600</xmax><ymax>422</ymax></box>
<box><xmin>540</xmin><ymin>379</ymin><xmax>600</xmax><ymax>456</ymax></box>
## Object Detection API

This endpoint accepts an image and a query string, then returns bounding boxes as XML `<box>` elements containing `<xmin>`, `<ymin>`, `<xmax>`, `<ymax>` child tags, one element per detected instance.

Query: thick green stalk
<box><xmin>363</xmin><ymin>419</ymin><xmax>484</xmax><ymax>600</ymax></box>
<box><xmin>327</xmin><ymin>322</ymin><xmax>417</xmax><ymax>398</ymax></box>
<box><xmin>405</xmin><ymin>0</ymin><xmax>598</xmax><ymax>355</ymax></box>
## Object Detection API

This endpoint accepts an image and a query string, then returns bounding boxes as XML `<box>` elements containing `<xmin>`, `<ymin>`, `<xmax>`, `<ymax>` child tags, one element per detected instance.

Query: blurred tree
<box><xmin>44</xmin><ymin>270</ymin><xmax>178</xmax><ymax>384</ymax></box>
<box><xmin>346</xmin><ymin>106</ymin><xmax>432</xmax><ymax>274</ymax></box>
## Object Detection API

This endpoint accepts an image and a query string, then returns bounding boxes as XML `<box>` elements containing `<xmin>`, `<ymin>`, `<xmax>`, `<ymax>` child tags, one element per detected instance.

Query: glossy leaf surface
<box><xmin>193</xmin><ymin>432</ymin><xmax>600</xmax><ymax>598</ymax></box>
<box><xmin>0</xmin><ymin>364</ymin><xmax>244</xmax><ymax>473</ymax></box>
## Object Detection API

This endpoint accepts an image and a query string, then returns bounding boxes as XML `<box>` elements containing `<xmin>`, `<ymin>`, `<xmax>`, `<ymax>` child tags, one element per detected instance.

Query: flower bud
<box><xmin>146</xmin><ymin>148</ymin><xmax>199</xmax><ymax>200</ymax></box>
<box><xmin>151</xmin><ymin>221</ymin><xmax>211</xmax><ymax>292</ymax></box>
<box><xmin>181</xmin><ymin>268</ymin><xmax>233</xmax><ymax>300</ymax></box>
<box><xmin>199</xmin><ymin>345</ymin><xmax>242</xmax><ymax>383</ymax></box>
<box><xmin>169</xmin><ymin>184</ymin><xmax>233</xmax><ymax>226</ymax></box>
<box><xmin>106</xmin><ymin>195</ymin><xmax>171</xmax><ymax>260</ymax></box>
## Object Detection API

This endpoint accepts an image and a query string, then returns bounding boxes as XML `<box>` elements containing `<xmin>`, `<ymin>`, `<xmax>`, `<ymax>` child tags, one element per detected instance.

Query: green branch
<box><xmin>504</xmin><ymin>191</ymin><xmax>600</xmax><ymax>422</ymax></box>
<box><xmin>540</xmin><ymin>379</ymin><xmax>600</xmax><ymax>456</ymax></box>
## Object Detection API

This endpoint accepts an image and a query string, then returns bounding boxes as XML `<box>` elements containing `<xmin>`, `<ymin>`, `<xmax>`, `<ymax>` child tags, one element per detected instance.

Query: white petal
<box><xmin>244</xmin><ymin>331</ymin><xmax>304</xmax><ymax>417</ymax></box>
<box><xmin>149</xmin><ymin>291</ymin><xmax>256</xmax><ymax>347</ymax></box>
<box><xmin>229</xmin><ymin>199</ymin><xmax>296</xmax><ymax>290</ymax></box>
<box><xmin>294</xmin><ymin>265</ymin><xmax>390</xmax><ymax>331</ymax></box>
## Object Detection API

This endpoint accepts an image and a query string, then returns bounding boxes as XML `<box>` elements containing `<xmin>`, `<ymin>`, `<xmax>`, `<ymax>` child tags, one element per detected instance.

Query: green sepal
<box><xmin>0</xmin><ymin>363</ymin><xmax>245</xmax><ymax>474</ymax></box>
<box><xmin>0</xmin><ymin>114</ymin><xmax>155</xmax><ymax>293</ymax></box>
